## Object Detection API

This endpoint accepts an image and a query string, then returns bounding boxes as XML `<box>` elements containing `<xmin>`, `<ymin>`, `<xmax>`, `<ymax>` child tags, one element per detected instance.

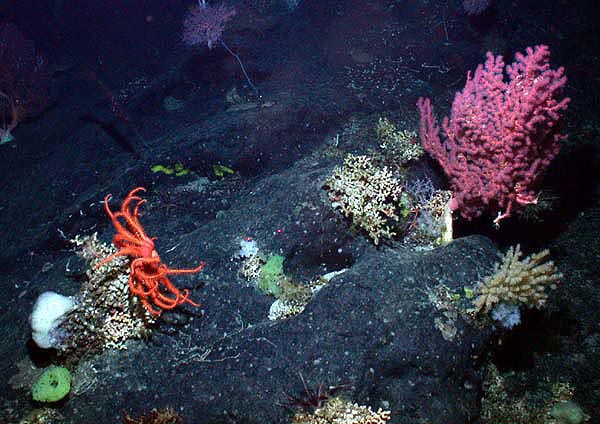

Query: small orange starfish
<box><xmin>96</xmin><ymin>187</ymin><xmax>204</xmax><ymax>315</ymax></box>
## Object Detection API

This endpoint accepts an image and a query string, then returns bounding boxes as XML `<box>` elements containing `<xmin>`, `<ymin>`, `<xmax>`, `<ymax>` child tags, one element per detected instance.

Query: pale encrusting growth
<box><xmin>291</xmin><ymin>397</ymin><xmax>391</xmax><ymax>424</ymax></box>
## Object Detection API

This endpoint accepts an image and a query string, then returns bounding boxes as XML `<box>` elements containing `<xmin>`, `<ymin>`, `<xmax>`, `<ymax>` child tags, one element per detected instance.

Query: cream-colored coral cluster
<box><xmin>480</xmin><ymin>363</ymin><xmax>590</xmax><ymax>424</ymax></box>
<box><xmin>101</xmin><ymin>309</ymin><xmax>150</xmax><ymax>350</ymax></box>
<box><xmin>72</xmin><ymin>232</ymin><xmax>121</xmax><ymax>264</ymax></box>
<box><xmin>268</xmin><ymin>297</ymin><xmax>308</xmax><ymax>320</ymax></box>
<box><xmin>238</xmin><ymin>249</ymin><xmax>266</xmax><ymax>282</ymax></box>
<box><xmin>63</xmin><ymin>234</ymin><xmax>153</xmax><ymax>359</ymax></box>
<box><xmin>419</xmin><ymin>189</ymin><xmax>452</xmax><ymax>222</ymax></box>
<box><xmin>325</xmin><ymin>154</ymin><xmax>403</xmax><ymax>244</ymax></box>
<box><xmin>292</xmin><ymin>397</ymin><xmax>391</xmax><ymax>424</ymax></box>
<box><xmin>376</xmin><ymin>117</ymin><xmax>423</xmax><ymax>165</ymax></box>
<box><xmin>472</xmin><ymin>245</ymin><xmax>562</xmax><ymax>314</ymax></box>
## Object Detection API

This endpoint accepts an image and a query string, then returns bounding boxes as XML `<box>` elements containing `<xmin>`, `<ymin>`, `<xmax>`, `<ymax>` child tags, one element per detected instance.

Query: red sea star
<box><xmin>96</xmin><ymin>187</ymin><xmax>204</xmax><ymax>315</ymax></box>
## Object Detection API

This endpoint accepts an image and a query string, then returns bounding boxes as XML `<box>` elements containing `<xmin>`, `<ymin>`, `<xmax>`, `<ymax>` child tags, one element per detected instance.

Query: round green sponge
<box><xmin>31</xmin><ymin>366</ymin><xmax>72</xmax><ymax>402</ymax></box>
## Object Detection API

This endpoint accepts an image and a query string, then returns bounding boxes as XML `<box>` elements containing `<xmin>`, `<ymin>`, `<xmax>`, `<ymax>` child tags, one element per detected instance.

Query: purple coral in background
<box><xmin>182</xmin><ymin>0</ymin><xmax>258</xmax><ymax>94</ymax></box>
<box><xmin>463</xmin><ymin>0</ymin><xmax>494</xmax><ymax>15</ymax></box>
<box><xmin>0</xmin><ymin>23</ymin><xmax>50</xmax><ymax>144</ymax></box>
<box><xmin>182</xmin><ymin>0</ymin><xmax>236</xmax><ymax>50</ymax></box>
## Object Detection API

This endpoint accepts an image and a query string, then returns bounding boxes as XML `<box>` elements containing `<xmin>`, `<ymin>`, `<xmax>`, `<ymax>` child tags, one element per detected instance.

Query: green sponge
<box><xmin>31</xmin><ymin>366</ymin><xmax>72</xmax><ymax>402</ymax></box>
<box><xmin>259</xmin><ymin>254</ymin><xmax>285</xmax><ymax>297</ymax></box>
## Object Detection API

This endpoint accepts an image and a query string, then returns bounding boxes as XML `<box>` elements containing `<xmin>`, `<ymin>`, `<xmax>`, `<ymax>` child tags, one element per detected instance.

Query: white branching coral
<box><xmin>292</xmin><ymin>397</ymin><xmax>391</xmax><ymax>424</ymax></box>
<box><xmin>325</xmin><ymin>154</ymin><xmax>403</xmax><ymax>244</ymax></box>
<box><xmin>471</xmin><ymin>245</ymin><xmax>562</xmax><ymax>314</ymax></box>
<box><xmin>376</xmin><ymin>117</ymin><xmax>423</xmax><ymax>165</ymax></box>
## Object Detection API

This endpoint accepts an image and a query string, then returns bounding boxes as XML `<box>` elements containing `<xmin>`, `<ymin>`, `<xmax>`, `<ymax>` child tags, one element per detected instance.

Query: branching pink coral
<box><xmin>417</xmin><ymin>45</ymin><xmax>570</xmax><ymax>224</ymax></box>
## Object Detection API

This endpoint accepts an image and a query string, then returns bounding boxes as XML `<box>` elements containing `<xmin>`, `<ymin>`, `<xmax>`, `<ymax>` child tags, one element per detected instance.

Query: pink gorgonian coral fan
<box><xmin>182</xmin><ymin>0</ymin><xmax>236</xmax><ymax>49</ymax></box>
<box><xmin>417</xmin><ymin>45</ymin><xmax>570</xmax><ymax>224</ymax></box>
<box><xmin>0</xmin><ymin>23</ymin><xmax>50</xmax><ymax>144</ymax></box>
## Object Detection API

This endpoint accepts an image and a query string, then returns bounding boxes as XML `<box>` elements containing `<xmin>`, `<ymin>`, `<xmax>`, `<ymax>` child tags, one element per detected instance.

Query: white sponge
<box><xmin>30</xmin><ymin>291</ymin><xmax>77</xmax><ymax>349</ymax></box>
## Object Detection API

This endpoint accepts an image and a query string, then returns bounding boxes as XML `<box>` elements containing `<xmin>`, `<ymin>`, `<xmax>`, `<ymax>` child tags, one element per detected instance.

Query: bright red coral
<box><xmin>96</xmin><ymin>187</ymin><xmax>204</xmax><ymax>315</ymax></box>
